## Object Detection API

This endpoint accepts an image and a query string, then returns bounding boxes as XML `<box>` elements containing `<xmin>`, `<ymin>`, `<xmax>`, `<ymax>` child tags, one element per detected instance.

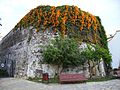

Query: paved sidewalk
<box><xmin>0</xmin><ymin>78</ymin><xmax>120</xmax><ymax>90</ymax></box>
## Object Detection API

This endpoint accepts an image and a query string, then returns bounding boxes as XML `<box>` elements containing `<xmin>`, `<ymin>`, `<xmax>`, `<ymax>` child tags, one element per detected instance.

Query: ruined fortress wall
<box><xmin>0</xmin><ymin>27</ymin><xmax>91</xmax><ymax>78</ymax></box>
<box><xmin>0</xmin><ymin>27</ymin><xmax>59</xmax><ymax>78</ymax></box>
<box><xmin>0</xmin><ymin>28</ymin><xmax>105</xmax><ymax>78</ymax></box>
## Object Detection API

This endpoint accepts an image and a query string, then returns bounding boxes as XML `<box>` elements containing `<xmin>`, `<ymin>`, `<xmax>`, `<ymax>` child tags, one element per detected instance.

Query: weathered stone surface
<box><xmin>0</xmin><ymin>27</ymin><xmax>106</xmax><ymax>78</ymax></box>
<box><xmin>0</xmin><ymin>26</ymin><xmax>56</xmax><ymax>78</ymax></box>
<box><xmin>1</xmin><ymin>78</ymin><xmax>120</xmax><ymax>90</ymax></box>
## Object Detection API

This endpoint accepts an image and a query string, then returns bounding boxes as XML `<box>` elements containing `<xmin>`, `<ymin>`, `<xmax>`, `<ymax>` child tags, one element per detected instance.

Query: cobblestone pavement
<box><xmin>0</xmin><ymin>78</ymin><xmax>120</xmax><ymax>90</ymax></box>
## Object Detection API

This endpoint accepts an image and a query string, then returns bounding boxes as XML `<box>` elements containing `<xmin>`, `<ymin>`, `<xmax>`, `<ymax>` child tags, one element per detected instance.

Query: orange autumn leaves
<box><xmin>14</xmin><ymin>5</ymin><xmax>100</xmax><ymax>35</ymax></box>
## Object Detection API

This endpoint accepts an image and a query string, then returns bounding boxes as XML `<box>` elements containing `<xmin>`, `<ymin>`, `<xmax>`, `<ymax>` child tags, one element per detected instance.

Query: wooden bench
<box><xmin>59</xmin><ymin>73</ymin><xmax>87</xmax><ymax>83</ymax></box>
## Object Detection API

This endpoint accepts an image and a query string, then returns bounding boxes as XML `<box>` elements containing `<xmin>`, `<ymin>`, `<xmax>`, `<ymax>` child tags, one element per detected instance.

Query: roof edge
<box><xmin>108</xmin><ymin>30</ymin><xmax>120</xmax><ymax>42</ymax></box>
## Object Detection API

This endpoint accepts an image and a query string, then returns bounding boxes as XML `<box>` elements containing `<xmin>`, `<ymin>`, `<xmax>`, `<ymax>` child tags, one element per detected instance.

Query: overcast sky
<box><xmin>0</xmin><ymin>0</ymin><xmax>120</xmax><ymax>39</ymax></box>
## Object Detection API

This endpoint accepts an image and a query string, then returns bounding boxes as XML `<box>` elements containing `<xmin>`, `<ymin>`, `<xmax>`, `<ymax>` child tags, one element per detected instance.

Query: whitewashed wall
<box><xmin>108</xmin><ymin>31</ymin><xmax>120</xmax><ymax>68</ymax></box>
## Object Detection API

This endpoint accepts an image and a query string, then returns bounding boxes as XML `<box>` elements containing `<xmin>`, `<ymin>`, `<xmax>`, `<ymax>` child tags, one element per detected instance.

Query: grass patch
<box><xmin>87</xmin><ymin>76</ymin><xmax>117</xmax><ymax>82</ymax></box>
<box><xmin>27</xmin><ymin>76</ymin><xmax>117</xmax><ymax>84</ymax></box>
<box><xmin>27</xmin><ymin>77</ymin><xmax>42</xmax><ymax>83</ymax></box>
<box><xmin>48</xmin><ymin>78</ymin><xmax>59</xmax><ymax>83</ymax></box>
<box><xmin>27</xmin><ymin>77</ymin><xmax>59</xmax><ymax>83</ymax></box>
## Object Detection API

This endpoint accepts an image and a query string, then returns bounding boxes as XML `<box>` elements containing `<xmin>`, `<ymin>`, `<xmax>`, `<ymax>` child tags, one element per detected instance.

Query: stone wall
<box><xmin>0</xmin><ymin>27</ymin><xmax>106</xmax><ymax>78</ymax></box>
<box><xmin>0</xmin><ymin>27</ymin><xmax>56</xmax><ymax>78</ymax></box>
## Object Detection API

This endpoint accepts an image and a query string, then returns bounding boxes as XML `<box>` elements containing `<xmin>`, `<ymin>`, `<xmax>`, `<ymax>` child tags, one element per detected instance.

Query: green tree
<box><xmin>80</xmin><ymin>44</ymin><xmax>95</xmax><ymax>78</ymax></box>
<box><xmin>42</xmin><ymin>36</ymin><xmax>83</xmax><ymax>74</ymax></box>
<box><xmin>80</xmin><ymin>44</ymin><xmax>112</xmax><ymax>77</ymax></box>
<box><xmin>42</xmin><ymin>35</ymin><xmax>111</xmax><ymax>77</ymax></box>
<box><xmin>93</xmin><ymin>45</ymin><xmax>112</xmax><ymax>63</ymax></box>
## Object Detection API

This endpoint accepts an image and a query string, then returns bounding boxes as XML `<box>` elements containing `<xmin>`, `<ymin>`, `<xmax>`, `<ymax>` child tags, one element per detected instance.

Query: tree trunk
<box><xmin>88</xmin><ymin>60</ymin><xmax>92</xmax><ymax>78</ymax></box>
<box><xmin>97</xmin><ymin>60</ymin><xmax>101</xmax><ymax>76</ymax></box>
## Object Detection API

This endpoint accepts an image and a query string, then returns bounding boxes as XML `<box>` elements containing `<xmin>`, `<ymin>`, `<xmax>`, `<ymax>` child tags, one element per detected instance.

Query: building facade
<box><xmin>108</xmin><ymin>30</ymin><xmax>120</xmax><ymax>68</ymax></box>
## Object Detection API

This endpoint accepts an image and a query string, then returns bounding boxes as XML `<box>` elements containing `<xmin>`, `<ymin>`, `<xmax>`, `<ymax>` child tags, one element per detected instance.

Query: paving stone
<box><xmin>0</xmin><ymin>78</ymin><xmax>120</xmax><ymax>90</ymax></box>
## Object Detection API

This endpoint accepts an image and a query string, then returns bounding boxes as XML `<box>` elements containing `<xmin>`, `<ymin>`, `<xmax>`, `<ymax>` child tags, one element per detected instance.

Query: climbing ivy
<box><xmin>13</xmin><ymin>5</ymin><xmax>108</xmax><ymax>49</ymax></box>
<box><xmin>96</xmin><ymin>16</ymin><xmax>108</xmax><ymax>49</ymax></box>
<box><xmin>14</xmin><ymin>5</ymin><xmax>100</xmax><ymax>39</ymax></box>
